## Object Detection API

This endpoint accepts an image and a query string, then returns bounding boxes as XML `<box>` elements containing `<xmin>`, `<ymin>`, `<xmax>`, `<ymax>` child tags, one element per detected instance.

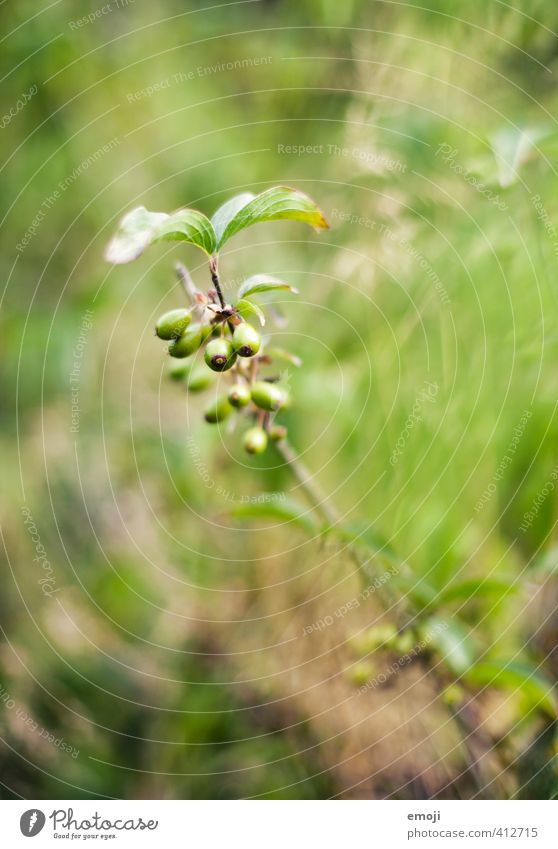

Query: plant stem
<box><xmin>273</xmin><ymin>438</ymin><xmax>339</xmax><ymax>527</ymax></box>
<box><xmin>446</xmin><ymin>693</ymin><xmax>513</xmax><ymax>799</ymax></box>
<box><xmin>209</xmin><ymin>257</ymin><xmax>226</xmax><ymax>308</ymax></box>
<box><xmin>274</xmin><ymin>437</ymin><xmax>507</xmax><ymax>797</ymax></box>
<box><xmin>274</xmin><ymin>437</ymin><xmax>404</xmax><ymax>609</ymax></box>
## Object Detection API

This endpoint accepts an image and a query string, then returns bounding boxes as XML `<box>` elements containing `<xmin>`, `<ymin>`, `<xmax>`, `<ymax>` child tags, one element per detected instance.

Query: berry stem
<box><xmin>209</xmin><ymin>257</ymin><xmax>226</xmax><ymax>308</ymax></box>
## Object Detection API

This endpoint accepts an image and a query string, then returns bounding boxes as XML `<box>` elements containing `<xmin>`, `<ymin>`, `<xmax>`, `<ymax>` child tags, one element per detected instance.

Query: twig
<box><xmin>273</xmin><ymin>438</ymin><xmax>339</xmax><ymax>527</ymax></box>
<box><xmin>209</xmin><ymin>257</ymin><xmax>226</xmax><ymax>308</ymax></box>
<box><xmin>274</xmin><ymin>438</ymin><xmax>413</xmax><ymax>624</ymax></box>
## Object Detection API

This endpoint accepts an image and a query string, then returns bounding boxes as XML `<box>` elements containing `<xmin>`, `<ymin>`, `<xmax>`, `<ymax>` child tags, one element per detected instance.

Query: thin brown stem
<box><xmin>209</xmin><ymin>257</ymin><xmax>226</xmax><ymax>308</ymax></box>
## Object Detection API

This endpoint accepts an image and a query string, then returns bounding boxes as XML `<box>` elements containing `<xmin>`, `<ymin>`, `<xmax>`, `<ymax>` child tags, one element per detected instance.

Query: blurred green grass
<box><xmin>2</xmin><ymin>0</ymin><xmax>558</xmax><ymax>799</ymax></box>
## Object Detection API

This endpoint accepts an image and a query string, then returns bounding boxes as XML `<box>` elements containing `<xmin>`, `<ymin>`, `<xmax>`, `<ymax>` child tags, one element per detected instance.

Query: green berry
<box><xmin>202</xmin><ymin>323</ymin><xmax>216</xmax><ymax>340</ymax></box>
<box><xmin>168</xmin><ymin>323</ymin><xmax>204</xmax><ymax>358</ymax></box>
<box><xmin>232</xmin><ymin>322</ymin><xmax>261</xmax><ymax>357</ymax></box>
<box><xmin>168</xmin><ymin>360</ymin><xmax>191</xmax><ymax>381</ymax></box>
<box><xmin>204</xmin><ymin>338</ymin><xmax>236</xmax><ymax>372</ymax></box>
<box><xmin>243</xmin><ymin>426</ymin><xmax>268</xmax><ymax>454</ymax></box>
<box><xmin>393</xmin><ymin>630</ymin><xmax>415</xmax><ymax>654</ymax></box>
<box><xmin>204</xmin><ymin>395</ymin><xmax>234</xmax><ymax>423</ymax></box>
<box><xmin>442</xmin><ymin>684</ymin><xmax>464</xmax><ymax>707</ymax></box>
<box><xmin>155</xmin><ymin>308</ymin><xmax>192</xmax><ymax>340</ymax></box>
<box><xmin>186</xmin><ymin>369</ymin><xmax>213</xmax><ymax>392</ymax></box>
<box><xmin>250</xmin><ymin>381</ymin><xmax>288</xmax><ymax>411</ymax></box>
<box><xmin>227</xmin><ymin>383</ymin><xmax>251</xmax><ymax>408</ymax></box>
<box><xmin>347</xmin><ymin>661</ymin><xmax>375</xmax><ymax>687</ymax></box>
<box><xmin>269</xmin><ymin>424</ymin><xmax>288</xmax><ymax>441</ymax></box>
<box><xmin>352</xmin><ymin>624</ymin><xmax>399</xmax><ymax>656</ymax></box>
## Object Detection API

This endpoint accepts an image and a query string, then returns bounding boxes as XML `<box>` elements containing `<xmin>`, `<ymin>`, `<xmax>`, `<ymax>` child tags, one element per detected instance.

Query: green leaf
<box><xmin>105</xmin><ymin>206</ymin><xmax>216</xmax><ymax>264</ymax></box>
<box><xmin>421</xmin><ymin>616</ymin><xmax>476</xmax><ymax>676</ymax></box>
<box><xmin>104</xmin><ymin>207</ymin><xmax>168</xmax><ymax>263</ymax></box>
<box><xmin>531</xmin><ymin>546</ymin><xmax>558</xmax><ymax>577</ymax></box>
<box><xmin>211</xmin><ymin>193</ymin><xmax>254</xmax><ymax>247</ymax></box>
<box><xmin>154</xmin><ymin>210</ymin><xmax>216</xmax><ymax>254</ymax></box>
<box><xmin>334</xmin><ymin>520</ymin><xmax>400</xmax><ymax>568</ymax></box>
<box><xmin>407</xmin><ymin>584</ymin><xmax>438</xmax><ymax>609</ymax></box>
<box><xmin>215</xmin><ymin>186</ymin><xmax>329</xmax><ymax>249</ymax></box>
<box><xmin>488</xmin><ymin>126</ymin><xmax>551</xmax><ymax>188</ymax></box>
<box><xmin>436</xmin><ymin>578</ymin><xmax>516</xmax><ymax>607</ymax></box>
<box><xmin>231</xmin><ymin>496</ymin><xmax>319</xmax><ymax>536</ymax></box>
<box><xmin>265</xmin><ymin>347</ymin><xmax>302</xmax><ymax>367</ymax></box>
<box><xmin>235</xmin><ymin>298</ymin><xmax>266</xmax><ymax>326</ymax></box>
<box><xmin>237</xmin><ymin>275</ymin><xmax>299</xmax><ymax>300</ymax></box>
<box><xmin>465</xmin><ymin>660</ymin><xmax>556</xmax><ymax>716</ymax></box>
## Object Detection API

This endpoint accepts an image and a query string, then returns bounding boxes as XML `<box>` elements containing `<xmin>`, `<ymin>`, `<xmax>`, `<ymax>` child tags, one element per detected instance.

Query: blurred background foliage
<box><xmin>2</xmin><ymin>0</ymin><xmax>558</xmax><ymax>799</ymax></box>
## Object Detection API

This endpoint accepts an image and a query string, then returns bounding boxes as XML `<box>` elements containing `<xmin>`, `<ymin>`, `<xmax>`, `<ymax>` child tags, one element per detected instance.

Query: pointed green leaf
<box><xmin>488</xmin><ymin>126</ymin><xmax>552</xmax><ymax>188</ymax></box>
<box><xmin>265</xmin><ymin>347</ymin><xmax>302</xmax><ymax>367</ymax></box>
<box><xmin>531</xmin><ymin>546</ymin><xmax>558</xmax><ymax>577</ymax></box>
<box><xmin>105</xmin><ymin>206</ymin><xmax>216</xmax><ymax>264</ymax></box>
<box><xmin>104</xmin><ymin>207</ymin><xmax>168</xmax><ymax>263</ymax></box>
<box><xmin>215</xmin><ymin>186</ymin><xmax>329</xmax><ymax>249</ymax></box>
<box><xmin>421</xmin><ymin>616</ymin><xmax>476</xmax><ymax>676</ymax></box>
<box><xmin>238</xmin><ymin>275</ymin><xmax>299</xmax><ymax>300</ymax></box>
<box><xmin>436</xmin><ymin>578</ymin><xmax>516</xmax><ymax>607</ymax></box>
<box><xmin>231</xmin><ymin>495</ymin><xmax>319</xmax><ymax>535</ymax></box>
<box><xmin>154</xmin><ymin>209</ymin><xmax>216</xmax><ymax>254</ymax></box>
<box><xmin>211</xmin><ymin>193</ymin><xmax>255</xmax><ymax>246</ymax></box>
<box><xmin>335</xmin><ymin>520</ymin><xmax>400</xmax><ymax>567</ymax></box>
<box><xmin>465</xmin><ymin>660</ymin><xmax>556</xmax><ymax>716</ymax></box>
<box><xmin>236</xmin><ymin>298</ymin><xmax>266</xmax><ymax>326</ymax></box>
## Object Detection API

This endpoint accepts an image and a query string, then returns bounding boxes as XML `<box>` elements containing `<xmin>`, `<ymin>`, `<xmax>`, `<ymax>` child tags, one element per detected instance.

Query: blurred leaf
<box><xmin>530</xmin><ymin>546</ymin><xmax>558</xmax><ymax>577</ymax></box>
<box><xmin>422</xmin><ymin>616</ymin><xmax>476</xmax><ymax>675</ymax></box>
<box><xmin>105</xmin><ymin>206</ymin><xmax>216</xmax><ymax>263</ymax></box>
<box><xmin>231</xmin><ymin>495</ymin><xmax>319</xmax><ymax>535</ymax></box>
<box><xmin>265</xmin><ymin>347</ymin><xmax>302</xmax><ymax>367</ymax></box>
<box><xmin>237</xmin><ymin>275</ymin><xmax>299</xmax><ymax>299</ymax></box>
<box><xmin>335</xmin><ymin>520</ymin><xmax>400</xmax><ymax>567</ymax></box>
<box><xmin>436</xmin><ymin>577</ymin><xmax>516</xmax><ymax>607</ymax></box>
<box><xmin>465</xmin><ymin>660</ymin><xmax>556</xmax><ymax>717</ymax></box>
<box><xmin>407</xmin><ymin>581</ymin><xmax>441</xmax><ymax>610</ymax></box>
<box><xmin>236</xmin><ymin>298</ymin><xmax>266</xmax><ymax>326</ymax></box>
<box><xmin>215</xmin><ymin>186</ymin><xmax>329</xmax><ymax>249</ymax></box>
<box><xmin>488</xmin><ymin>126</ymin><xmax>552</xmax><ymax>188</ymax></box>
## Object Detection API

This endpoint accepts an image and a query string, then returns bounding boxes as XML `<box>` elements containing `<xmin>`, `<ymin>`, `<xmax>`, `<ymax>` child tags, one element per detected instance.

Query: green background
<box><xmin>1</xmin><ymin>0</ymin><xmax>558</xmax><ymax>799</ymax></box>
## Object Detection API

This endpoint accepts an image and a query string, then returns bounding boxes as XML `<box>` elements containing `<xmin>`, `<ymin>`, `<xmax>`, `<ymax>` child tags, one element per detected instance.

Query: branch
<box><xmin>209</xmin><ymin>257</ymin><xmax>226</xmax><ymax>308</ymax></box>
<box><xmin>273</xmin><ymin>438</ymin><xmax>339</xmax><ymax>527</ymax></box>
<box><xmin>274</xmin><ymin>436</ymin><xmax>508</xmax><ymax>798</ymax></box>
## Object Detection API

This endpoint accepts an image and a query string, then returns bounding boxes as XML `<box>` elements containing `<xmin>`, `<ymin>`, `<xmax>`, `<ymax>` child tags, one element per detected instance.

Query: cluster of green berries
<box><xmin>346</xmin><ymin>625</ymin><xmax>417</xmax><ymax>687</ymax></box>
<box><xmin>155</xmin><ymin>306</ymin><xmax>290</xmax><ymax>454</ymax></box>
